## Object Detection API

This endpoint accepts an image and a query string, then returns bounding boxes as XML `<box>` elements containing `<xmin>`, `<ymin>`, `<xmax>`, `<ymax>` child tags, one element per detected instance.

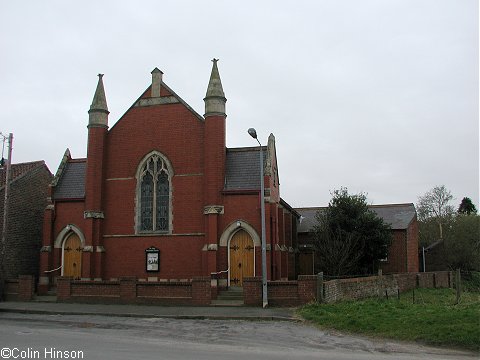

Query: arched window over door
<box><xmin>136</xmin><ymin>152</ymin><xmax>173</xmax><ymax>233</ymax></box>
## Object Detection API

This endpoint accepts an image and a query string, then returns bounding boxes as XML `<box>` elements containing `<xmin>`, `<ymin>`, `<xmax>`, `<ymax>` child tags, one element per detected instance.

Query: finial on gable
<box><xmin>151</xmin><ymin>68</ymin><xmax>163</xmax><ymax>98</ymax></box>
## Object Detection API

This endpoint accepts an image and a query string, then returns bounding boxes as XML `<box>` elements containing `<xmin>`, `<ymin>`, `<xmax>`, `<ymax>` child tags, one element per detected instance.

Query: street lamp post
<box><xmin>248</xmin><ymin>128</ymin><xmax>268</xmax><ymax>308</ymax></box>
<box><xmin>0</xmin><ymin>132</ymin><xmax>13</xmax><ymax>297</ymax></box>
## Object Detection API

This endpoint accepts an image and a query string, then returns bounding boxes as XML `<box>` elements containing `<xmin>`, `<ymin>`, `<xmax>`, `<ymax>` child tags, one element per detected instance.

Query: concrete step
<box><xmin>33</xmin><ymin>295</ymin><xmax>57</xmax><ymax>302</ymax></box>
<box><xmin>217</xmin><ymin>289</ymin><xmax>244</xmax><ymax>301</ymax></box>
<box><xmin>47</xmin><ymin>287</ymin><xmax>57</xmax><ymax>296</ymax></box>
<box><xmin>217</xmin><ymin>295</ymin><xmax>243</xmax><ymax>301</ymax></box>
<box><xmin>210</xmin><ymin>299</ymin><xmax>244</xmax><ymax>307</ymax></box>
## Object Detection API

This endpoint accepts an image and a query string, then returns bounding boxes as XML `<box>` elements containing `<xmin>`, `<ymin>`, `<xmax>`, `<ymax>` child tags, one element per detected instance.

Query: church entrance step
<box><xmin>33</xmin><ymin>295</ymin><xmax>57</xmax><ymax>302</ymax></box>
<box><xmin>210</xmin><ymin>299</ymin><xmax>244</xmax><ymax>307</ymax></box>
<box><xmin>217</xmin><ymin>287</ymin><xmax>244</xmax><ymax>301</ymax></box>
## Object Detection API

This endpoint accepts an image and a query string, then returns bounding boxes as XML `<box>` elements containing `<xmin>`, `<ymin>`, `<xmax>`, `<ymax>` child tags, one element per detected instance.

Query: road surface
<box><xmin>0</xmin><ymin>313</ymin><xmax>475</xmax><ymax>360</ymax></box>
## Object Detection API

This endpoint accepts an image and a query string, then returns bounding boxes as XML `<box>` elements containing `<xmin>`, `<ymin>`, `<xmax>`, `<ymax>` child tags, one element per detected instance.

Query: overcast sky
<box><xmin>1</xmin><ymin>0</ymin><xmax>478</xmax><ymax>209</ymax></box>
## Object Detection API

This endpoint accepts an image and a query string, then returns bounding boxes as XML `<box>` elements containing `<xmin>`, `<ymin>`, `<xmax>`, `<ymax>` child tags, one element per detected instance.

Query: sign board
<box><xmin>145</xmin><ymin>247</ymin><xmax>160</xmax><ymax>272</ymax></box>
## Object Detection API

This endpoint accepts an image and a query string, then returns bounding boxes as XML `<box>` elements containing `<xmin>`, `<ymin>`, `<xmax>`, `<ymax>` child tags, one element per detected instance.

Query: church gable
<box><xmin>105</xmin><ymin>70</ymin><xmax>206</xmax><ymax>180</ymax></box>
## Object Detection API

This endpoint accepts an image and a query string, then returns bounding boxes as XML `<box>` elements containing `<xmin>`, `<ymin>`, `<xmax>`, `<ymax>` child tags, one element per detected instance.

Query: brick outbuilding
<box><xmin>295</xmin><ymin>203</ymin><xmax>419</xmax><ymax>275</ymax></box>
<box><xmin>0</xmin><ymin>161</ymin><xmax>52</xmax><ymax>280</ymax></box>
<box><xmin>38</xmin><ymin>61</ymin><xmax>299</xmax><ymax>294</ymax></box>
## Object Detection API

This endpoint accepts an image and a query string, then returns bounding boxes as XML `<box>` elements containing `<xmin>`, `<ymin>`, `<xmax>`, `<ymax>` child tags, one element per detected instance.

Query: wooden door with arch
<box><xmin>229</xmin><ymin>229</ymin><xmax>254</xmax><ymax>287</ymax></box>
<box><xmin>63</xmin><ymin>233</ymin><xmax>82</xmax><ymax>279</ymax></box>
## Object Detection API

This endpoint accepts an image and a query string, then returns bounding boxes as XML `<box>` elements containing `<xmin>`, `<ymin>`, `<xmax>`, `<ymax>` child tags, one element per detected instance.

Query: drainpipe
<box><xmin>422</xmin><ymin>246</ymin><xmax>426</xmax><ymax>272</ymax></box>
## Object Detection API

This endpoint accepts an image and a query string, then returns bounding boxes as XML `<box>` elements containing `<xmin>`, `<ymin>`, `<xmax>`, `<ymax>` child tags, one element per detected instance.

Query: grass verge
<box><xmin>298</xmin><ymin>288</ymin><xmax>479</xmax><ymax>351</ymax></box>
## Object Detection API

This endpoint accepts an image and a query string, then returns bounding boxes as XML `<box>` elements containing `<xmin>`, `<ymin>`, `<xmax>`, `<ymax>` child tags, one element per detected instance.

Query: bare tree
<box><xmin>417</xmin><ymin>185</ymin><xmax>455</xmax><ymax>239</ymax></box>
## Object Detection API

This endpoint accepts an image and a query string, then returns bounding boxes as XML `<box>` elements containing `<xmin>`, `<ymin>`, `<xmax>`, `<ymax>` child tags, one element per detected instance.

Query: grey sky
<box><xmin>1</xmin><ymin>0</ymin><xmax>478</xmax><ymax>209</ymax></box>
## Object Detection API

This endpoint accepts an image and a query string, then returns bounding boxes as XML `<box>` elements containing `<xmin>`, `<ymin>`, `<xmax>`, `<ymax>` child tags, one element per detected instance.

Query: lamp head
<box><xmin>248</xmin><ymin>128</ymin><xmax>257</xmax><ymax>139</ymax></box>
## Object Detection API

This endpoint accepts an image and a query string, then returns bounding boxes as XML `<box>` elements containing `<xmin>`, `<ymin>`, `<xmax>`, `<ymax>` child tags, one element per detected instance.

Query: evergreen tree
<box><xmin>314</xmin><ymin>188</ymin><xmax>392</xmax><ymax>276</ymax></box>
<box><xmin>458</xmin><ymin>197</ymin><xmax>477</xmax><ymax>215</ymax></box>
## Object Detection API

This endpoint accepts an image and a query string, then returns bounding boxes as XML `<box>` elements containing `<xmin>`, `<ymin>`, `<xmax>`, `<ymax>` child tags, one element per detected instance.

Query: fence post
<box><xmin>316</xmin><ymin>272</ymin><xmax>323</xmax><ymax>303</ymax></box>
<box><xmin>455</xmin><ymin>268</ymin><xmax>461</xmax><ymax>305</ymax></box>
<box><xmin>377</xmin><ymin>269</ymin><xmax>383</xmax><ymax>299</ymax></box>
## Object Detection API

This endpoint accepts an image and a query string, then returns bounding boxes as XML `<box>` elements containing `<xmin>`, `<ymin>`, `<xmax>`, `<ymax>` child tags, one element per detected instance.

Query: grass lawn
<box><xmin>298</xmin><ymin>288</ymin><xmax>480</xmax><ymax>351</ymax></box>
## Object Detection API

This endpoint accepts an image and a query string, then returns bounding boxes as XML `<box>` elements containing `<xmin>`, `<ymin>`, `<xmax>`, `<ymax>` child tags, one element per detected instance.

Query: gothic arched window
<box><xmin>137</xmin><ymin>153</ymin><xmax>172</xmax><ymax>233</ymax></box>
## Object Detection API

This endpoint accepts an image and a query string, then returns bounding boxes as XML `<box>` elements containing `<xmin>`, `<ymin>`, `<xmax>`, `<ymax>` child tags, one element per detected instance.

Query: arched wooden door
<box><xmin>63</xmin><ymin>233</ymin><xmax>82</xmax><ymax>278</ymax></box>
<box><xmin>229</xmin><ymin>230</ymin><xmax>254</xmax><ymax>287</ymax></box>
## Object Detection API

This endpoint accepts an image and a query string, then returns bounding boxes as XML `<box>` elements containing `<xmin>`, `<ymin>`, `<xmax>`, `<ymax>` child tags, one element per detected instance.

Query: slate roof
<box><xmin>53</xmin><ymin>161</ymin><xmax>86</xmax><ymax>200</ymax></box>
<box><xmin>296</xmin><ymin>203</ymin><xmax>416</xmax><ymax>233</ymax></box>
<box><xmin>224</xmin><ymin>147</ymin><xmax>267</xmax><ymax>191</ymax></box>
<box><xmin>0</xmin><ymin>161</ymin><xmax>46</xmax><ymax>188</ymax></box>
<box><xmin>296</xmin><ymin>207</ymin><xmax>322</xmax><ymax>233</ymax></box>
<box><xmin>369</xmin><ymin>204</ymin><xmax>417</xmax><ymax>230</ymax></box>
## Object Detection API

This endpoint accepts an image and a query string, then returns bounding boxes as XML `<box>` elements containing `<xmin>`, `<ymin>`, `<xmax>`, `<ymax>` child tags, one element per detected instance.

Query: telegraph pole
<box><xmin>0</xmin><ymin>132</ymin><xmax>13</xmax><ymax>299</ymax></box>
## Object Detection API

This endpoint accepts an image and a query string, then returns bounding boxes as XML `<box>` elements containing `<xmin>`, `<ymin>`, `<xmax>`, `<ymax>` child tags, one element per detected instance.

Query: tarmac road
<box><xmin>0</xmin><ymin>313</ymin><xmax>476</xmax><ymax>360</ymax></box>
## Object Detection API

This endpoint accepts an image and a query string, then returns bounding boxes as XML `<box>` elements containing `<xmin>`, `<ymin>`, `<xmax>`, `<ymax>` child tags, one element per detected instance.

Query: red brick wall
<box><xmin>53</xmin><ymin>202</ymin><xmax>86</xmax><ymax>237</ymax></box>
<box><xmin>105</xmin><ymin>104</ymin><xmax>204</xmax><ymax>181</ymax></box>
<box><xmin>267</xmin><ymin>281</ymin><xmax>300</xmax><ymax>306</ymax></box>
<box><xmin>137</xmin><ymin>281</ymin><xmax>191</xmax><ymax>298</ymax></box>
<box><xmin>243</xmin><ymin>277</ymin><xmax>262</xmax><ymax>306</ymax></box>
<box><xmin>204</xmin><ymin>115</ymin><xmax>225</xmax><ymax>205</ymax></box>
<box><xmin>379</xmin><ymin>230</ymin><xmax>407</xmax><ymax>274</ymax></box>
<box><xmin>4</xmin><ymin>279</ymin><xmax>19</xmax><ymax>300</ymax></box>
<box><xmin>407</xmin><ymin>218</ymin><xmax>419</xmax><ymax>272</ymax></box>
<box><xmin>56</xmin><ymin>276</ymin><xmax>210</xmax><ymax>305</ymax></box>
<box><xmin>102</xmin><ymin>235</ymin><xmax>204</xmax><ymax>279</ymax></box>
<box><xmin>297</xmin><ymin>275</ymin><xmax>317</xmax><ymax>302</ymax></box>
<box><xmin>1</xmin><ymin>165</ymin><xmax>52</xmax><ymax>279</ymax></box>
<box><xmin>244</xmin><ymin>275</ymin><xmax>317</xmax><ymax>307</ymax></box>
<box><xmin>70</xmin><ymin>281</ymin><xmax>120</xmax><ymax>297</ymax></box>
<box><xmin>85</xmin><ymin>127</ymin><xmax>107</xmax><ymax>211</ymax></box>
<box><xmin>104</xmin><ymin>102</ymin><xmax>206</xmax><ymax>236</ymax></box>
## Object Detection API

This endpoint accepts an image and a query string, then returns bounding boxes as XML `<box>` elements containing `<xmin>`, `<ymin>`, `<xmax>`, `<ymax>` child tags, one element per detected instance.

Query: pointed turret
<box><xmin>204</xmin><ymin>59</ymin><xmax>227</xmax><ymax>117</ymax></box>
<box><xmin>85</xmin><ymin>73</ymin><xmax>109</xmax><ymax>279</ymax></box>
<box><xmin>88</xmin><ymin>74</ymin><xmax>109</xmax><ymax>128</ymax></box>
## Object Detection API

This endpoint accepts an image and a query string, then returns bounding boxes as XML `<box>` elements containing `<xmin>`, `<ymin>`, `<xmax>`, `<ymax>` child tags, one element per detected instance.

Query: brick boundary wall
<box><xmin>4</xmin><ymin>279</ymin><xmax>19</xmax><ymax>301</ymax></box>
<box><xmin>4</xmin><ymin>276</ymin><xmax>35</xmax><ymax>301</ymax></box>
<box><xmin>244</xmin><ymin>271</ymin><xmax>452</xmax><ymax>306</ymax></box>
<box><xmin>323</xmin><ymin>271</ymin><xmax>452</xmax><ymax>304</ymax></box>
<box><xmin>56</xmin><ymin>276</ymin><xmax>211</xmax><ymax>305</ymax></box>
<box><xmin>5</xmin><ymin>271</ymin><xmax>452</xmax><ymax>307</ymax></box>
<box><xmin>244</xmin><ymin>275</ymin><xmax>317</xmax><ymax>306</ymax></box>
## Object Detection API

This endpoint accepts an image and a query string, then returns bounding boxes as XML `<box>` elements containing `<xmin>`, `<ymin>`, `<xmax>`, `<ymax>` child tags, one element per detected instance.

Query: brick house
<box><xmin>295</xmin><ymin>203</ymin><xmax>419</xmax><ymax>275</ymax></box>
<box><xmin>38</xmin><ymin>61</ymin><xmax>299</xmax><ymax>294</ymax></box>
<box><xmin>0</xmin><ymin>161</ymin><xmax>52</xmax><ymax>279</ymax></box>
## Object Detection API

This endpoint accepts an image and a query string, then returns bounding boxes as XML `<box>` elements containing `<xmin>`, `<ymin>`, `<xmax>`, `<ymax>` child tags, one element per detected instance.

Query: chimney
<box><xmin>151</xmin><ymin>68</ymin><xmax>163</xmax><ymax>98</ymax></box>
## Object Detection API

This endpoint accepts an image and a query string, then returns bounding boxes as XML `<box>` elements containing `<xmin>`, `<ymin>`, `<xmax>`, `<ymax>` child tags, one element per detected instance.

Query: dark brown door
<box><xmin>299</xmin><ymin>252</ymin><xmax>314</xmax><ymax>275</ymax></box>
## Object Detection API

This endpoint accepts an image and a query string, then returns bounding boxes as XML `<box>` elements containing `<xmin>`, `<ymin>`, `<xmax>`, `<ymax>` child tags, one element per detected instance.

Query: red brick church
<box><xmin>38</xmin><ymin>60</ymin><xmax>299</xmax><ymax>294</ymax></box>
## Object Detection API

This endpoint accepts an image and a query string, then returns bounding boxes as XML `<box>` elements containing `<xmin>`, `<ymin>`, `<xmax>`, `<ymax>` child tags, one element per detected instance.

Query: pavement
<box><xmin>0</xmin><ymin>299</ymin><xmax>297</xmax><ymax>322</ymax></box>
